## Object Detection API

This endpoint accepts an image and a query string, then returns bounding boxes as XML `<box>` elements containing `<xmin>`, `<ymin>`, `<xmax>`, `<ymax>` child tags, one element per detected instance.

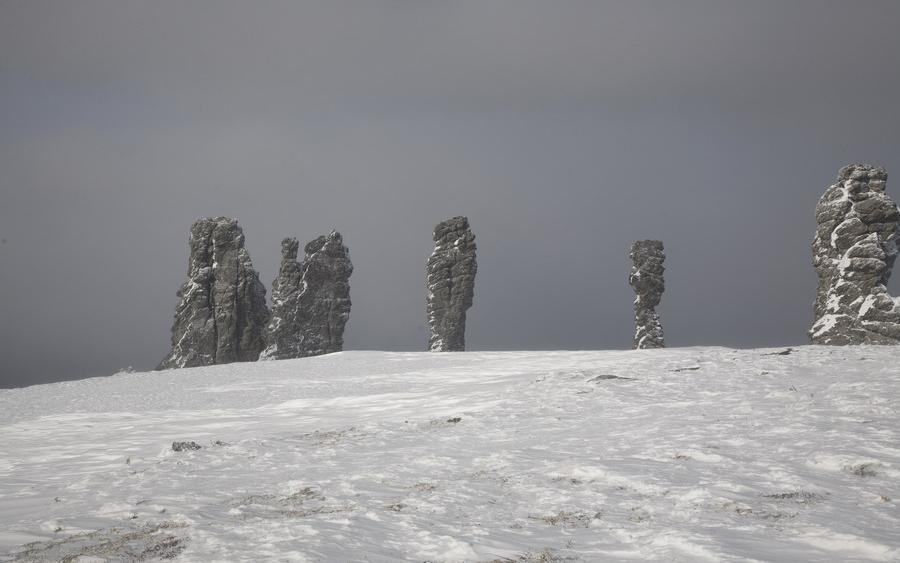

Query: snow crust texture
<box><xmin>629</xmin><ymin>240</ymin><xmax>665</xmax><ymax>349</ymax></box>
<box><xmin>811</xmin><ymin>164</ymin><xmax>900</xmax><ymax>344</ymax></box>
<box><xmin>3</xmin><ymin>347</ymin><xmax>900</xmax><ymax>562</ymax></box>
<box><xmin>158</xmin><ymin>217</ymin><xmax>270</xmax><ymax>370</ymax></box>
<box><xmin>260</xmin><ymin>231</ymin><xmax>353</xmax><ymax>360</ymax></box>
<box><xmin>426</xmin><ymin>216</ymin><xmax>477</xmax><ymax>352</ymax></box>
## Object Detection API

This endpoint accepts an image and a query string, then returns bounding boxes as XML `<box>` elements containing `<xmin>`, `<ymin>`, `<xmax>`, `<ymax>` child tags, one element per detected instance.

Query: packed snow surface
<box><xmin>1</xmin><ymin>347</ymin><xmax>899</xmax><ymax>562</ymax></box>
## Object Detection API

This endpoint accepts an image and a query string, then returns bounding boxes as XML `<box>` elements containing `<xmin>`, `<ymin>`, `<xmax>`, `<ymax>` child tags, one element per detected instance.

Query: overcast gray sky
<box><xmin>2</xmin><ymin>1</ymin><xmax>900</xmax><ymax>388</ymax></box>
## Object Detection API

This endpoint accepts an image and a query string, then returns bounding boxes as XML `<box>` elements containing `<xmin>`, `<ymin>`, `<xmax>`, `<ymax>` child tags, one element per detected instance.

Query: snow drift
<box><xmin>1</xmin><ymin>348</ymin><xmax>899</xmax><ymax>561</ymax></box>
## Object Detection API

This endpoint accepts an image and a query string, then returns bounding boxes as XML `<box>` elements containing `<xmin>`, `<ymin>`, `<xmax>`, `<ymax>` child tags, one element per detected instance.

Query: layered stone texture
<box><xmin>629</xmin><ymin>240</ymin><xmax>665</xmax><ymax>349</ymax></box>
<box><xmin>260</xmin><ymin>231</ymin><xmax>353</xmax><ymax>360</ymax></box>
<box><xmin>159</xmin><ymin>217</ymin><xmax>270</xmax><ymax>369</ymax></box>
<box><xmin>810</xmin><ymin>164</ymin><xmax>900</xmax><ymax>344</ymax></box>
<box><xmin>426</xmin><ymin>217</ymin><xmax>477</xmax><ymax>351</ymax></box>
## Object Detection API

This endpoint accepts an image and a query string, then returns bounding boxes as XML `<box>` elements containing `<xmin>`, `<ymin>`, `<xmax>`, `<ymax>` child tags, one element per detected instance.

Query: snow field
<box><xmin>1</xmin><ymin>347</ymin><xmax>899</xmax><ymax>561</ymax></box>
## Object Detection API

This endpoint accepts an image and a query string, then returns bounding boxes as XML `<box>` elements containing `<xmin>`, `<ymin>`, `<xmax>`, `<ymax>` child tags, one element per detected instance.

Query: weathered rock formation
<box><xmin>259</xmin><ymin>231</ymin><xmax>353</xmax><ymax>359</ymax></box>
<box><xmin>426</xmin><ymin>217</ymin><xmax>477</xmax><ymax>351</ymax></box>
<box><xmin>629</xmin><ymin>240</ymin><xmax>665</xmax><ymax>349</ymax></box>
<box><xmin>810</xmin><ymin>164</ymin><xmax>900</xmax><ymax>344</ymax></box>
<box><xmin>158</xmin><ymin>217</ymin><xmax>270</xmax><ymax>369</ymax></box>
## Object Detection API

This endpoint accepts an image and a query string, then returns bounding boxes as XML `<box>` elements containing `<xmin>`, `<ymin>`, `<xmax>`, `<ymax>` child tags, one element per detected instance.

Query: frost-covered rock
<box><xmin>426</xmin><ymin>217</ymin><xmax>477</xmax><ymax>351</ymax></box>
<box><xmin>260</xmin><ymin>231</ymin><xmax>353</xmax><ymax>360</ymax></box>
<box><xmin>810</xmin><ymin>164</ymin><xmax>900</xmax><ymax>344</ymax></box>
<box><xmin>629</xmin><ymin>240</ymin><xmax>666</xmax><ymax>349</ymax></box>
<box><xmin>158</xmin><ymin>217</ymin><xmax>270</xmax><ymax>369</ymax></box>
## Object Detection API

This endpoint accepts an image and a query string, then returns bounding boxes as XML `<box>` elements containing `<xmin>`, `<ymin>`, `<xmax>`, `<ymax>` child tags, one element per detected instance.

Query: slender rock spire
<box><xmin>629</xmin><ymin>240</ymin><xmax>665</xmax><ymax>349</ymax></box>
<box><xmin>426</xmin><ymin>217</ymin><xmax>477</xmax><ymax>351</ymax></box>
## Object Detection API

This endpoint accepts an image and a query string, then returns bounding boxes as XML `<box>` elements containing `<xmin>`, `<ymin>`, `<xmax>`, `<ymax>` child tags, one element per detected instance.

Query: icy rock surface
<box><xmin>629</xmin><ymin>239</ymin><xmax>666</xmax><ymax>349</ymax></box>
<box><xmin>810</xmin><ymin>164</ymin><xmax>900</xmax><ymax>344</ymax></box>
<box><xmin>158</xmin><ymin>217</ymin><xmax>269</xmax><ymax>370</ymax></box>
<box><xmin>3</xmin><ymin>348</ymin><xmax>900</xmax><ymax>562</ymax></box>
<box><xmin>260</xmin><ymin>231</ymin><xmax>353</xmax><ymax>360</ymax></box>
<box><xmin>426</xmin><ymin>216</ymin><xmax>477</xmax><ymax>351</ymax></box>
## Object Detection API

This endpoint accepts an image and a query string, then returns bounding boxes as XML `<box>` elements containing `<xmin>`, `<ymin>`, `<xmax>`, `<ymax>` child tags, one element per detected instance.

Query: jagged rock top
<box><xmin>426</xmin><ymin>216</ymin><xmax>477</xmax><ymax>352</ymax></box>
<box><xmin>281</xmin><ymin>236</ymin><xmax>300</xmax><ymax>261</ymax></box>
<box><xmin>810</xmin><ymin>164</ymin><xmax>900</xmax><ymax>344</ymax></box>
<box><xmin>159</xmin><ymin>217</ymin><xmax>269</xmax><ymax>369</ymax></box>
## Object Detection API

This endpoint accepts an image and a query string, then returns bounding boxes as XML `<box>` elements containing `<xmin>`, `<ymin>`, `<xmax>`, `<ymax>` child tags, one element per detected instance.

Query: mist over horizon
<box><xmin>3</xmin><ymin>1</ymin><xmax>900</xmax><ymax>388</ymax></box>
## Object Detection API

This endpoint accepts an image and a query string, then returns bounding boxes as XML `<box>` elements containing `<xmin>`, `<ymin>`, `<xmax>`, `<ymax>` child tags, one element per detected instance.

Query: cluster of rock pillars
<box><xmin>158</xmin><ymin>163</ymin><xmax>900</xmax><ymax>369</ymax></box>
<box><xmin>157</xmin><ymin>216</ymin><xmax>479</xmax><ymax>370</ymax></box>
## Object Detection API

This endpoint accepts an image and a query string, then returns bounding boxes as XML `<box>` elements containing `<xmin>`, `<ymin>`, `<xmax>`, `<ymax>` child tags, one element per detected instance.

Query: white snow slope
<box><xmin>1</xmin><ymin>347</ymin><xmax>899</xmax><ymax>562</ymax></box>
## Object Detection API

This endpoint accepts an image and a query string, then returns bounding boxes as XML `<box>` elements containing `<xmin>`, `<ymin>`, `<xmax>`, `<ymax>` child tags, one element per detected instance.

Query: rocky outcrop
<box><xmin>260</xmin><ymin>231</ymin><xmax>353</xmax><ymax>360</ymax></box>
<box><xmin>629</xmin><ymin>240</ymin><xmax>665</xmax><ymax>349</ymax></box>
<box><xmin>158</xmin><ymin>217</ymin><xmax>269</xmax><ymax>369</ymax></box>
<box><xmin>810</xmin><ymin>164</ymin><xmax>900</xmax><ymax>344</ymax></box>
<box><xmin>426</xmin><ymin>217</ymin><xmax>477</xmax><ymax>351</ymax></box>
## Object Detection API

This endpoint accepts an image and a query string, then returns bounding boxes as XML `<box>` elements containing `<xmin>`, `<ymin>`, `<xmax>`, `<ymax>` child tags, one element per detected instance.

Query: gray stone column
<box><xmin>260</xmin><ymin>231</ymin><xmax>353</xmax><ymax>359</ymax></box>
<box><xmin>629</xmin><ymin>240</ymin><xmax>665</xmax><ymax>349</ymax></box>
<box><xmin>810</xmin><ymin>164</ymin><xmax>900</xmax><ymax>344</ymax></box>
<box><xmin>159</xmin><ymin>217</ymin><xmax>269</xmax><ymax>369</ymax></box>
<box><xmin>426</xmin><ymin>217</ymin><xmax>477</xmax><ymax>351</ymax></box>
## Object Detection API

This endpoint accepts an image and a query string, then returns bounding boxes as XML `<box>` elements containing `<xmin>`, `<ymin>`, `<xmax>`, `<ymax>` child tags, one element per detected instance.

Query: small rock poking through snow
<box><xmin>170</xmin><ymin>441</ymin><xmax>202</xmax><ymax>452</ymax></box>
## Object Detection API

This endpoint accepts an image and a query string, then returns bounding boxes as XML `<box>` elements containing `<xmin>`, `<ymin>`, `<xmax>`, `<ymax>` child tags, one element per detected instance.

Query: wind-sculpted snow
<box><xmin>811</xmin><ymin>164</ymin><xmax>900</xmax><ymax>344</ymax></box>
<box><xmin>426</xmin><ymin>216</ymin><xmax>477</xmax><ymax>351</ymax></box>
<box><xmin>158</xmin><ymin>217</ymin><xmax>269</xmax><ymax>369</ymax></box>
<box><xmin>2</xmin><ymin>348</ymin><xmax>900</xmax><ymax>561</ymax></box>
<box><xmin>260</xmin><ymin>231</ymin><xmax>352</xmax><ymax>360</ymax></box>
<box><xmin>629</xmin><ymin>240</ymin><xmax>666</xmax><ymax>349</ymax></box>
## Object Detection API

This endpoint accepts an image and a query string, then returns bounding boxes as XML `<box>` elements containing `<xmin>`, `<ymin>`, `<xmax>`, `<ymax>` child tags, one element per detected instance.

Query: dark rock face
<box><xmin>158</xmin><ymin>217</ymin><xmax>269</xmax><ymax>369</ymax></box>
<box><xmin>426</xmin><ymin>217</ymin><xmax>477</xmax><ymax>351</ymax></box>
<box><xmin>810</xmin><ymin>164</ymin><xmax>900</xmax><ymax>344</ymax></box>
<box><xmin>171</xmin><ymin>441</ymin><xmax>202</xmax><ymax>452</ymax></box>
<box><xmin>629</xmin><ymin>240</ymin><xmax>665</xmax><ymax>349</ymax></box>
<box><xmin>260</xmin><ymin>231</ymin><xmax>353</xmax><ymax>359</ymax></box>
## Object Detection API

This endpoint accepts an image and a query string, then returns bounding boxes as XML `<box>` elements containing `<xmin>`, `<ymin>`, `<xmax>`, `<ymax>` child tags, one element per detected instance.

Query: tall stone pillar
<box><xmin>260</xmin><ymin>231</ymin><xmax>353</xmax><ymax>359</ymax></box>
<box><xmin>629</xmin><ymin>240</ymin><xmax>665</xmax><ymax>349</ymax></box>
<box><xmin>810</xmin><ymin>164</ymin><xmax>900</xmax><ymax>344</ymax></box>
<box><xmin>159</xmin><ymin>217</ymin><xmax>269</xmax><ymax>369</ymax></box>
<box><xmin>426</xmin><ymin>217</ymin><xmax>477</xmax><ymax>351</ymax></box>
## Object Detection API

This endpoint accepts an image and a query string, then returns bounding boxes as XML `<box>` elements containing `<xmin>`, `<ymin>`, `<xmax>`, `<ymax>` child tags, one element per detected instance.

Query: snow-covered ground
<box><xmin>1</xmin><ymin>347</ymin><xmax>899</xmax><ymax>562</ymax></box>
